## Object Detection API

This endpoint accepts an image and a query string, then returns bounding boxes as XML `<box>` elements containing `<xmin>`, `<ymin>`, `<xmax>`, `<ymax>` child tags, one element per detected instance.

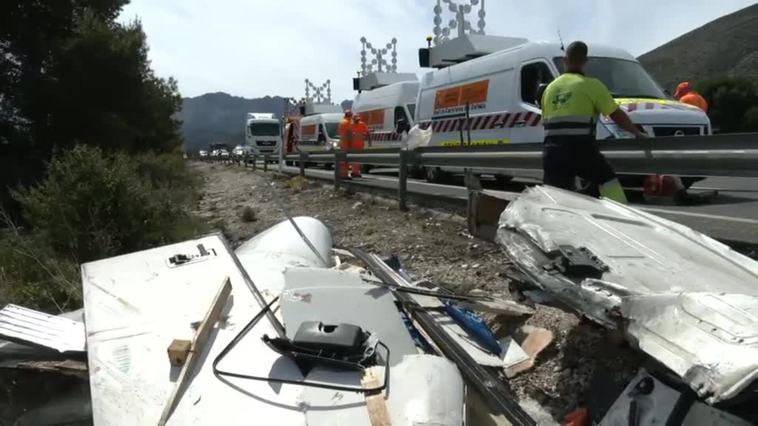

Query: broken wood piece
<box><xmin>158</xmin><ymin>276</ymin><xmax>232</xmax><ymax>426</ymax></box>
<box><xmin>362</xmin><ymin>369</ymin><xmax>392</xmax><ymax>426</ymax></box>
<box><xmin>167</xmin><ymin>339</ymin><xmax>192</xmax><ymax>367</ymax></box>
<box><xmin>504</xmin><ymin>326</ymin><xmax>554</xmax><ymax>378</ymax></box>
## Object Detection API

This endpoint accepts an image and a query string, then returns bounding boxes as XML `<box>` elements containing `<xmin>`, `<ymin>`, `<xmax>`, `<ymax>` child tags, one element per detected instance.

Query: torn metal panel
<box><xmin>497</xmin><ymin>186</ymin><xmax>758</xmax><ymax>404</ymax></box>
<box><xmin>0</xmin><ymin>305</ymin><xmax>85</xmax><ymax>353</ymax></box>
<box><xmin>82</xmin><ymin>218</ymin><xmax>465</xmax><ymax>425</ymax></box>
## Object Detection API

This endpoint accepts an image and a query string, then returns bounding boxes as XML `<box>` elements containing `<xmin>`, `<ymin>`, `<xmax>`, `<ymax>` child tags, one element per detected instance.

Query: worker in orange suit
<box><xmin>338</xmin><ymin>110</ymin><xmax>353</xmax><ymax>178</ymax></box>
<box><xmin>351</xmin><ymin>114</ymin><xmax>370</xmax><ymax>178</ymax></box>
<box><xmin>674</xmin><ymin>81</ymin><xmax>709</xmax><ymax>113</ymax></box>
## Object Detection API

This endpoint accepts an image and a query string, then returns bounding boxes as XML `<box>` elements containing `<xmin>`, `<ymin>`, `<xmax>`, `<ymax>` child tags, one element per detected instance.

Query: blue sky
<box><xmin>118</xmin><ymin>0</ymin><xmax>757</xmax><ymax>101</ymax></box>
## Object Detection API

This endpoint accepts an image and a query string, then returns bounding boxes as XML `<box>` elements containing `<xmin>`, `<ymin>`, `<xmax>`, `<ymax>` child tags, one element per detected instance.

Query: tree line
<box><xmin>1</xmin><ymin>1</ymin><xmax>201</xmax><ymax>312</ymax></box>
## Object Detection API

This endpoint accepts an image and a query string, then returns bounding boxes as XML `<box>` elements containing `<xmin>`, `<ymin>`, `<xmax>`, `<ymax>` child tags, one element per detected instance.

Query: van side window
<box><xmin>394</xmin><ymin>106</ymin><xmax>410</xmax><ymax>134</ymax></box>
<box><xmin>521</xmin><ymin>62</ymin><xmax>554</xmax><ymax>105</ymax></box>
<box><xmin>394</xmin><ymin>106</ymin><xmax>408</xmax><ymax>126</ymax></box>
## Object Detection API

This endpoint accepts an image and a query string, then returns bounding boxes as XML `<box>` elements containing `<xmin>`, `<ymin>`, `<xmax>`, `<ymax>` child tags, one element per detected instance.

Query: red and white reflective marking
<box><xmin>420</xmin><ymin>111</ymin><xmax>542</xmax><ymax>133</ymax></box>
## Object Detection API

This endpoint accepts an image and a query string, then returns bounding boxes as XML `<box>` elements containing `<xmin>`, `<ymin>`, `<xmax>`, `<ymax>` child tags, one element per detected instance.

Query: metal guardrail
<box><xmin>208</xmin><ymin>132</ymin><xmax>758</xmax><ymax>210</ymax></box>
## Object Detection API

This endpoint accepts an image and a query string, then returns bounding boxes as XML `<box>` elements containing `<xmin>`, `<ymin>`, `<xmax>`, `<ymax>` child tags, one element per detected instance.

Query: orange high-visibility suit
<box><xmin>351</xmin><ymin>116</ymin><xmax>369</xmax><ymax>177</ymax></box>
<box><xmin>680</xmin><ymin>92</ymin><xmax>709</xmax><ymax>113</ymax></box>
<box><xmin>338</xmin><ymin>114</ymin><xmax>353</xmax><ymax>178</ymax></box>
<box><xmin>674</xmin><ymin>81</ymin><xmax>709</xmax><ymax>113</ymax></box>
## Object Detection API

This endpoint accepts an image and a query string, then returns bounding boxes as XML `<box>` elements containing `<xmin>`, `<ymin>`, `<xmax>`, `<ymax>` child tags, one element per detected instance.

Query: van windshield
<box><xmin>553</xmin><ymin>57</ymin><xmax>667</xmax><ymax>99</ymax></box>
<box><xmin>324</xmin><ymin>123</ymin><xmax>339</xmax><ymax>139</ymax></box>
<box><xmin>249</xmin><ymin>122</ymin><xmax>280</xmax><ymax>136</ymax></box>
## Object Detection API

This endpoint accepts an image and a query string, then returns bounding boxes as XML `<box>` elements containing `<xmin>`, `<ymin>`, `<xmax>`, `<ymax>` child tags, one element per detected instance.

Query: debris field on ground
<box><xmin>191</xmin><ymin>161</ymin><xmax>643</xmax><ymax>419</ymax></box>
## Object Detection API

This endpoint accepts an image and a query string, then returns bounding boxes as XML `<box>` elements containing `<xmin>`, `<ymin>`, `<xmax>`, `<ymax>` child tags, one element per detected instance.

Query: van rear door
<box><xmin>510</xmin><ymin>60</ymin><xmax>556</xmax><ymax>144</ymax></box>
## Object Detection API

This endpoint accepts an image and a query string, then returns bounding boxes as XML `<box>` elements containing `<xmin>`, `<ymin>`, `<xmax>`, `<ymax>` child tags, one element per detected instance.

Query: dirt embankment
<box><xmin>192</xmin><ymin>161</ymin><xmax>642</xmax><ymax>420</ymax></box>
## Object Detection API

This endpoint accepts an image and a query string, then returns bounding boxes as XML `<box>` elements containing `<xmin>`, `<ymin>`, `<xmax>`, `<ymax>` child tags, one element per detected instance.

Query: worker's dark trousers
<box><xmin>542</xmin><ymin>136</ymin><xmax>617</xmax><ymax>192</ymax></box>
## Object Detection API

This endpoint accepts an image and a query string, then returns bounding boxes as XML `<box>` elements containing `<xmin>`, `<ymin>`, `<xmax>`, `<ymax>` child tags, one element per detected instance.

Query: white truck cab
<box><xmin>245</xmin><ymin>113</ymin><xmax>281</xmax><ymax>156</ymax></box>
<box><xmin>352</xmin><ymin>73</ymin><xmax>419</xmax><ymax>150</ymax></box>
<box><xmin>416</xmin><ymin>37</ymin><xmax>711</xmax><ymax>181</ymax></box>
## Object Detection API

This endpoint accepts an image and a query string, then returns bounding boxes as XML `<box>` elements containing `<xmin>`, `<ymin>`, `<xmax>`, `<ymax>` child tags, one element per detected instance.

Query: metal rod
<box><xmin>299</xmin><ymin>152</ymin><xmax>307</xmax><ymax>177</ymax></box>
<box><xmin>351</xmin><ymin>249</ymin><xmax>536</xmax><ymax>426</ymax></box>
<box><xmin>263</xmin><ymin>155</ymin><xmax>268</xmax><ymax>172</ymax></box>
<box><xmin>465</xmin><ymin>102</ymin><xmax>472</xmax><ymax>146</ymax></box>
<box><xmin>398</xmin><ymin>150</ymin><xmax>409</xmax><ymax>211</ymax></box>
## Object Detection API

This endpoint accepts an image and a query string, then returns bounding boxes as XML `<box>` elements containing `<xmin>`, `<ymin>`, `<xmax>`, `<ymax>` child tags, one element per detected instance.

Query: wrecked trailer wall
<box><xmin>496</xmin><ymin>186</ymin><xmax>758</xmax><ymax>404</ymax></box>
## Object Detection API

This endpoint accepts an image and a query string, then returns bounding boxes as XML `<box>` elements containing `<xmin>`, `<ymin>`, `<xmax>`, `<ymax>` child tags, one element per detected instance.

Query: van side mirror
<box><xmin>535</xmin><ymin>83</ymin><xmax>549</xmax><ymax>108</ymax></box>
<box><xmin>418</xmin><ymin>48</ymin><xmax>430</xmax><ymax>68</ymax></box>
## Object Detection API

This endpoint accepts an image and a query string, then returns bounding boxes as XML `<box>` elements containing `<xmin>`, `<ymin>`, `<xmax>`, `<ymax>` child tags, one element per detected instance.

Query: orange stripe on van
<box><xmin>301</xmin><ymin>124</ymin><xmax>317</xmax><ymax>137</ymax></box>
<box><xmin>434</xmin><ymin>80</ymin><xmax>489</xmax><ymax>113</ymax></box>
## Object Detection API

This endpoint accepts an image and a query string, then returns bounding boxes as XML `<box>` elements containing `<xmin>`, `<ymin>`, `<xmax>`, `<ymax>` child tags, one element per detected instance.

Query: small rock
<box><xmin>351</xmin><ymin>201</ymin><xmax>364</xmax><ymax>210</ymax></box>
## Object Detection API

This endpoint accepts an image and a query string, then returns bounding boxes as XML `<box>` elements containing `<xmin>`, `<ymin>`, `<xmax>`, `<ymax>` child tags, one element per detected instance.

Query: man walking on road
<box><xmin>338</xmin><ymin>110</ymin><xmax>353</xmax><ymax>178</ymax></box>
<box><xmin>350</xmin><ymin>114</ymin><xmax>370</xmax><ymax>178</ymax></box>
<box><xmin>541</xmin><ymin>41</ymin><xmax>647</xmax><ymax>203</ymax></box>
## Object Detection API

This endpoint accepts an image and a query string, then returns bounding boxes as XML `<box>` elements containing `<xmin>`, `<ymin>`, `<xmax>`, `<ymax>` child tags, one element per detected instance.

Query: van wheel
<box><xmin>426</xmin><ymin>167</ymin><xmax>449</xmax><ymax>183</ymax></box>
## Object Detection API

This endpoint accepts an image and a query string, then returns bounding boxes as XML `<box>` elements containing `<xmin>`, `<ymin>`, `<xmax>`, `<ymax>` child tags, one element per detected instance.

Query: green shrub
<box><xmin>697</xmin><ymin>77</ymin><xmax>758</xmax><ymax>132</ymax></box>
<box><xmin>13</xmin><ymin>145</ymin><xmax>204</xmax><ymax>263</ymax></box>
<box><xmin>240</xmin><ymin>206</ymin><xmax>257</xmax><ymax>223</ymax></box>
<box><xmin>742</xmin><ymin>106</ymin><xmax>758</xmax><ymax>131</ymax></box>
<box><xmin>0</xmin><ymin>228</ymin><xmax>81</xmax><ymax>313</ymax></box>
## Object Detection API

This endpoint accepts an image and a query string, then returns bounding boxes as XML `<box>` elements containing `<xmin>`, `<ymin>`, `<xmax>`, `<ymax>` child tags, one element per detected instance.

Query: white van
<box><xmin>245</xmin><ymin>113</ymin><xmax>281</xmax><ymax>156</ymax></box>
<box><xmin>416</xmin><ymin>41</ymin><xmax>711</xmax><ymax>182</ymax></box>
<box><xmin>352</xmin><ymin>80</ymin><xmax>419</xmax><ymax>150</ymax></box>
<box><xmin>296</xmin><ymin>113</ymin><xmax>343</xmax><ymax>153</ymax></box>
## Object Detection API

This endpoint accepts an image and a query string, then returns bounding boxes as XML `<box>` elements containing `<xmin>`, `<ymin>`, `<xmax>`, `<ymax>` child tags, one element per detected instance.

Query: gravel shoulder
<box><xmin>191</xmin><ymin>161</ymin><xmax>642</xmax><ymax>421</ymax></box>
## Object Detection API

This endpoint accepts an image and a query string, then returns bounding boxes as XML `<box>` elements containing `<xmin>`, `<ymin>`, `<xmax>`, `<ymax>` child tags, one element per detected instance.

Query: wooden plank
<box><xmin>158</xmin><ymin>277</ymin><xmax>232</xmax><ymax>426</ymax></box>
<box><xmin>361</xmin><ymin>369</ymin><xmax>392</xmax><ymax>426</ymax></box>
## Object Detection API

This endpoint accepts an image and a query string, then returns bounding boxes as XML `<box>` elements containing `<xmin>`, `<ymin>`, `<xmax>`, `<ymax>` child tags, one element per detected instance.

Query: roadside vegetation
<box><xmin>0</xmin><ymin>1</ymin><xmax>202</xmax><ymax>312</ymax></box>
<box><xmin>698</xmin><ymin>77</ymin><xmax>758</xmax><ymax>132</ymax></box>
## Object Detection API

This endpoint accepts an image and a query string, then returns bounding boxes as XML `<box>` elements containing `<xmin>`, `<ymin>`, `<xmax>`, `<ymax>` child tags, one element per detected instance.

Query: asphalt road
<box><xmin>269</xmin><ymin>162</ymin><xmax>758</xmax><ymax>245</ymax></box>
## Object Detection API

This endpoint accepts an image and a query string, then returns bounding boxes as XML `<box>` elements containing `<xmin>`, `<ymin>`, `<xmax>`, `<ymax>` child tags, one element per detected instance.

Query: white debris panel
<box><xmin>496</xmin><ymin>186</ymin><xmax>758</xmax><ymax>404</ymax></box>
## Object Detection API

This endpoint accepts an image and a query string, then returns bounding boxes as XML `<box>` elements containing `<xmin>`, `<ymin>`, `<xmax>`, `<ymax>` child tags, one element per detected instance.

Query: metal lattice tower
<box><xmin>359</xmin><ymin>37</ymin><xmax>398</xmax><ymax>76</ymax></box>
<box><xmin>304</xmin><ymin>79</ymin><xmax>332</xmax><ymax>104</ymax></box>
<box><xmin>433</xmin><ymin>0</ymin><xmax>486</xmax><ymax>45</ymax></box>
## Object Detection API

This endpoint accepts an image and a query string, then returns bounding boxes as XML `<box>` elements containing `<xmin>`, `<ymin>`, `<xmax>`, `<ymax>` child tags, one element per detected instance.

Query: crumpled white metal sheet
<box><xmin>83</xmin><ymin>217</ymin><xmax>464</xmax><ymax>425</ymax></box>
<box><xmin>0</xmin><ymin>304</ymin><xmax>85</xmax><ymax>353</ymax></box>
<box><xmin>497</xmin><ymin>186</ymin><xmax>758</xmax><ymax>404</ymax></box>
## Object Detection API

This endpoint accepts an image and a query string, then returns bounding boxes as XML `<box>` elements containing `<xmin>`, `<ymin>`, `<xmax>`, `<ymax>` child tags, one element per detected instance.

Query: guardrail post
<box><xmin>252</xmin><ymin>154</ymin><xmax>257</xmax><ymax>171</ymax></box>
<box><xmin>334</xmin><ymin>151</ymin><xmax>346</xmax><ymax>190</ymax></box>
<box><xmin>299</xmin><ymin>152</ymin><xmax>307</xmax><ymax>177</ymax></box>
<box><xmin>263</xmin><ymin>154</ymin><xmax>269</xmax><ymax>172</ymax></box>
<box><xmin>398</xmin><ymin>150</ymin><xmax>409</xmax><ymax>211</ymax></box>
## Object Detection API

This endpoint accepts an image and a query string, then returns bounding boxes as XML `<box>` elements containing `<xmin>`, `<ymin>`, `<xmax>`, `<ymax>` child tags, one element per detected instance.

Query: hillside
<box><xmin>639</xmin><ymin>4</ymin><xmax>758</xmax><ymax>91</ymax></box>
<box><xmin>179</xmin><ymin>92</ymin><xmax>287</xmax><ymax>152</ymax></box>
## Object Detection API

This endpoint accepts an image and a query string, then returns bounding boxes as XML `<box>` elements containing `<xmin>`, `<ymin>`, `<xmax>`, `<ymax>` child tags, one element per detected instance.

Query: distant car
<box><xmin>210</xmin><ymin>149</ymin><xmax>220</xmax><ymax>157</ymax></box>
<box><xmin>232</xmin><ymin>145</ymin><xmax>253</xmax><ymax>159</ymax></box>
<box><xmin>218</xmin><ymin>149</ymin><xmax>230</xmax><ymax>158</ymax></box>
<box><xmin>199</xmin><ymin>150</ymin><xmax>208</xmax><ymax>157</ymax></box>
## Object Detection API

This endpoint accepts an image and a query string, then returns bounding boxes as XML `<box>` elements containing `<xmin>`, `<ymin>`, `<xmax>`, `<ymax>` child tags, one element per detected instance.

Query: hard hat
<box><xmin>344</xmin><ymin>110</ymin><xmax>353</xmax><ymax>118</ymax></box>
<box><xmin>674</xmin><ymin>82</ymin><xmax>693</xmax><ymax>99</ymax></box>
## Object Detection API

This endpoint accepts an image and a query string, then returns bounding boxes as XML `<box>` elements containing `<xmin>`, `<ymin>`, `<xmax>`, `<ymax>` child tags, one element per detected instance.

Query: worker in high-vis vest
<box><xmin>350</xmin><ymin>114</ymin><xmax>369</xmax><ymax>177</ymax></box>
<box><xmin>674</xmin><ymin>81</ymin><xmax>709</xmax><ymax>113</ymax></box>
<box><xmin>338</xmin><ymin>110</ymin><xmax>353</xmax><ymax>178</ymax></box>
<box><xmin>541</xmin><ymin>41</ymin><xmax>647</xmax><ymax>203</ymax></box>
